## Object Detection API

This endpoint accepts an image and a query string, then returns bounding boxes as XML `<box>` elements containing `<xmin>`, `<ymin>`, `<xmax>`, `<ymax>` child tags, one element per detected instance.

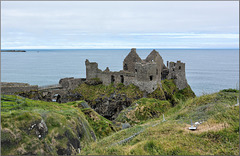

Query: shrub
<box><xmin>220</xmin><ymin>89</ymin><xmax>239</xmax><ymax>93</ymax></box>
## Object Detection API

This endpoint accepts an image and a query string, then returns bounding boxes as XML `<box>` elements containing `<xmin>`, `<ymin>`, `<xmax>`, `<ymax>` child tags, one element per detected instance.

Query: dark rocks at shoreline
<box><xmin>1</xmin><ymin>50</ymin><xmax>26</xmax><ymax>52</ymax></box>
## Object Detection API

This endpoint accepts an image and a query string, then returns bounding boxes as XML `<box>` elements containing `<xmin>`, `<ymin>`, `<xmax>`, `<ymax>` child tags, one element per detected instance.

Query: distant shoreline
<box><xmin>1</xmin><ymin>50</ymin><xmax>26</xmax><ymax>52</ymax></box>
<box><xmin>1</xmin><ymin>48</ymin><xmax>239</xmax><ymax>51</ymax></box>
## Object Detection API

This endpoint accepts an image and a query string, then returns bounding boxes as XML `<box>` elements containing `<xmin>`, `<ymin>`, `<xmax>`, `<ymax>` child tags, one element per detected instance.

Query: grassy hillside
<box><xmin>73</xmin><ymin>83</ymin><xmax>144</xmax><ymax>104</ymax></box>
<box><xmin>148</xmin><ymin>79</ymin><xmax>196</xmax><ymax>105</ymax></box>
<box><xmin>1</xmin><ymin>95</ymin><xmax>118</xmax><ymax>155</ymax></box>
<box><xmin>80</xmin><ymin>89</ymin><xmax>239</xmax><ymax>155</ymax></box>
<box><xmin>80</xmin><ymin>108</ymin><xmax>120</xmax><ymax>139</ymax></box>
<box><xmin>1</xmin><ymin>87</ymin><xmax>238</xmax><ymax>155</ymax></box>
<box><xmin>74</xmin><ymin>80</ymin><xmax>195</xmax><ymax>106</ymax></box>
<box><xmin>116</xmin><ymin>98</ymin><xmax>171</xmax><ymax>125</ymax></box>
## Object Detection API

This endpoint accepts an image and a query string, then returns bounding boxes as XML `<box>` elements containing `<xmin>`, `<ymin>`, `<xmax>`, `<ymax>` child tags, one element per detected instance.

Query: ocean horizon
<box><xmin>1</xmin><ymin>48</ymin><xmax>239</xmax><ymax>50</ymax></box>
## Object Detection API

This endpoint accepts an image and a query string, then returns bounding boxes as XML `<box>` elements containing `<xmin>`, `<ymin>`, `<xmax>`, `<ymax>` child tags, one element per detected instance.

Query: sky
<box><xmin>1</xmin><ymin>1</ymin><xmax>239</xmax><ymax>49</ymax></box>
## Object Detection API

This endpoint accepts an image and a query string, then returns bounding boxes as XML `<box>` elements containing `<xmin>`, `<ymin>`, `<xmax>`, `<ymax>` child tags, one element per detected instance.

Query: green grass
<box><xmin>148</xmin><ymin>79</ymin><xmax>196</xmax><ymax>105</ymax></box>
<box><xmin>116</xmin><ymin>98</ymin><xmax>171</xmax><ymax>125</ymax></box>
<box><xmin>0</xmin><ymin>95</ymin><xmax>115</xmax><ymax>155</ymax></box>
<box><xmin>73</xmin><ymin>80</ymin><xmax>195</xmax><ymax>108</ymax></box>
<box><xmin>1</xmin><ymin>87</ymin><xmax>237</xmax><ymax>155</ymax></box>
<box><xmin>81</xmin><ymin>108</ymin><xmax>120</xmax><ymax>139</ymax></box>
<box><xmin>115</xmin><ymin>80</ymin><xmax>195</xmax><ymax>125</ymax></box>
<box><xmin>73</xmin><ymin>83</ymin><xmax>143</xmax><ymax>105</ymax></box>
<box><xmin>80</xmin><ymin>89</ymin><xmax>239</xmax><ymax>155</ymax></box>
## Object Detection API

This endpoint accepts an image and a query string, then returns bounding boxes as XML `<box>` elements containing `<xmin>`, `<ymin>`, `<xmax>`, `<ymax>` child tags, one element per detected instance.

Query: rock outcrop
<box><xmin>91</xmin><ymin>93</ymin><xmax>133</xmax><ymax>120</ymax></box>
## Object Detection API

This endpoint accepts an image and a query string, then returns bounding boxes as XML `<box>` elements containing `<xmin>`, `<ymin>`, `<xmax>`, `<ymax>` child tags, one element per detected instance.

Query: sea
<box><xmin>1</xmin><ymin>49</ymin><xmax>239</xmax><ymax>96</ymax></box>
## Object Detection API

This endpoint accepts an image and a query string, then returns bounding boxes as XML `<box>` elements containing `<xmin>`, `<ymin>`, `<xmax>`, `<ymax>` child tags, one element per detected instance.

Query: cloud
<box><xmin>1</xmin><ymin>1</ymin><xmax>239</xmax><ymax>49</ymax></box>
<box><xmin>168</xmin><ymin>33</ymin><xmax>239</xmax><ymax>39</ymax></box>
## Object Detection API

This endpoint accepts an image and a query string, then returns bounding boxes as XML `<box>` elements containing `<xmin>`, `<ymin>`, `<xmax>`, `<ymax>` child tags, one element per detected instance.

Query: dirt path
<box><xmin>183</xmin><ymin>123</ymin><xmax>229</xmax><ymax>133</ymax></box>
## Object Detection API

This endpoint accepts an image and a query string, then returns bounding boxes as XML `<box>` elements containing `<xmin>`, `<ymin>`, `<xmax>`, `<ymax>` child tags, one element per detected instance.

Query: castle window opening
<box><xmin>135</xmin><ymin>69</ymin><xmax>137</xmax><ymax>72</ymax></box>
<box><xmin>156</xmin><ymin>69</ymin><xmax>158</xmax><ymax>75</ymax></box>
<box><xmin>150</xmin><ymin>75</ymin><xmax>153</xmax><ymax>81</ymax></box>
<box><xmin>120</xmin><ymin>75</ymin><xmax>124</xmax><ymax>83</ymax></box>
<box><xmin>179</xmin><ymin>66</ymin><xmax>181</xmax><ymax>70</ymax></box>
<box><xmin>111</xmin><ymin>75</ymin><xmax>115</xmax><ymax>83</ymax></box>
<box><xmin>124</xmin><ymin>64</ymin><xmax>128</xmax><ymax>70</ymax></box>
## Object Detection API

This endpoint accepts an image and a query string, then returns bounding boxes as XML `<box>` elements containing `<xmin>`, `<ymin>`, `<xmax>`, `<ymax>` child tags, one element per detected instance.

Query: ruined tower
<box><xmin>167</xmin><ymin>61</ymin><xmax>188</xmax><ymax>90</ymax></box>
<box><xmin>123</xmin><ymin>48</ymin><xmax>142</xmax><ymax>72</ymax></box>
<box><xmin>85</xmin><ymin>59</ymin><xmax>101</xmax><ymax>79</ymax></box>
<box><xmin>85</xmin><ymin>48</ymin><xmax>188</xmax><ymax>93</ymax></box>
<box><xmin>145</xmin><ymin>49</ymin><xmax>166</xmax><ymax>83</ymax></box>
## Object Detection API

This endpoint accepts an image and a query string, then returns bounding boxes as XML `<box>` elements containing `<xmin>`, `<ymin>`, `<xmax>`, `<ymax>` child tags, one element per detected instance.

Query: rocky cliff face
<box><xmin>73</xmin><ymin>83</ymin><xmax>144</xmax><ymax>120</ymax></box>
<box><xmin>90</xmin><ymin>93</ymin><xmax>133</xmax><ymax>120</ymax></box>
<box><xmin>73</xmin><ymin>80</ymin><xmax>195</xmax><ymax>120</ymax></box>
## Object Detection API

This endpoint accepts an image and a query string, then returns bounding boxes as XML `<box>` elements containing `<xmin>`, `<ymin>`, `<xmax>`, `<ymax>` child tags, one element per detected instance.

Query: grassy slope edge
<box><xmin>80</xmin><ymin>89</ymin><xmax>239</xmax><ymax>155</ymax></box>
<box><xmin>1</xmin><ymin>96</ymin><xmax>118</xmax><ymax>155</ymax></box>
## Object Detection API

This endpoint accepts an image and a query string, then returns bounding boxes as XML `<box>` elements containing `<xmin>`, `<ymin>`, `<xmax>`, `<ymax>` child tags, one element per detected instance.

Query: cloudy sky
<box><xmin>1</xmin><ymin>1</ymin><xmax>239</xmax><ymax>49</ymax></box>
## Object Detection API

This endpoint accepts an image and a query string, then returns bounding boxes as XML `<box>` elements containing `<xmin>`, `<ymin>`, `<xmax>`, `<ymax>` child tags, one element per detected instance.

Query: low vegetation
<box><xmin>73</xmin><ymin>83</ymin><xmax>143</xmax><ymax>105</ymax></box>
<box><xmin>148</xmin><ymin>79</ymin><xmax>196</xmax><ymax>105</ymax></box>
<box><xmin>80</xmin><ymin>108</ymin><xmax>120</xmax><ymax>139</ymax></box>
<box><xmin>80</xmin><ymin>89</ymin><xmax>239</xmax><ymax>155</ymax></box>
<box><xmin>116</xmin><ymin>98</ymin><xmax>171</xmax><ymax>125</ymax></box>
<box><xmin>1</xmin><ymin>96</ymin><xmax>117</xmax><ymax>155</ymax></box>
<box><xmin>74</xmin><ymin>79</ymin><xmax>195</xmax><ymax>107</ymax></box>
<box><xmin>1</xmin><ymin>86</ymin><xmax>238</xmax><ymax>155</ymax></box>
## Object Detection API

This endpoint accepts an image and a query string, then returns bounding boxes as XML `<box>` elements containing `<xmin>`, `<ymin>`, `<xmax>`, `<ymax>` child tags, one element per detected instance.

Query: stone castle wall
<box><xmin>167</xmin><ymin>61</ymin><xmax>188</xmax><ymax>90</ymax></box>
<box><xmin>123</xmin><ymin>48</ymin><xmax>142</xmax><ymax>73</ymax></box>
<box><xmin>85</xmin><ymin>61</ymin><xmax>159</xmax><ymax>93</ymax></box>
<box><xmin>59</xmin><ymin>77</ymin><xmax>85</xmax><ymax>90</ymax></box>
<box><xmin>145</xmin><ymin>49</ymin><xmax>164</xmax><ymax>83</ymax></box>
<box><xmin>1</xmin><ymin>82</ymin><xmax>38</xmax><ymax>95</ymax></box>
<box><xmin>85</xmin><ymin>57</ymin><xmax>161</xmax><ymax>93</ymax></box>
<box><xmin>85</xmin><ymin>48</ymin><xmax>188</xmax><ymax>93</ymax></box>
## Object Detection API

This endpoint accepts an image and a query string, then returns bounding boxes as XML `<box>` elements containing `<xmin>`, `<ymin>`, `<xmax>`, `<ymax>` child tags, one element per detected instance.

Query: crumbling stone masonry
<box><xmin>85</xmin><ymin>48</ymin><xmax>188</xmax><ymax>93</ymax></box>
<box><xmin>1</xmin><ymin>82</ymin><xmax>38</xmax><ymax>95</ymax></box>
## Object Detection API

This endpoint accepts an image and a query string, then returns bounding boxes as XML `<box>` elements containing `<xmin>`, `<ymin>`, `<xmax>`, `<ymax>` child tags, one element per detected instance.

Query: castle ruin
<box><xmin>86</xmin><ymin>48</ymin><xmax>188</xmax><ymax>93</ymax></box>
<box><xmin>2</xmin><ymin>48</ymin><xmax>188</xmax><ymax>100</ymax></box>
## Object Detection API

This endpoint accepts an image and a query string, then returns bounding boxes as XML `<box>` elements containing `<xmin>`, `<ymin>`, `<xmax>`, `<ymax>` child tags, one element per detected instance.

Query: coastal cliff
<box><xmin>1</xmin><ymin>89</ymin><xmax>239</xmax><ymax>155</ymax></box>
<box><xmin>72</xmin><ymin>79</ymin><xmax>195</xmax><ymax>120</ymax></box>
